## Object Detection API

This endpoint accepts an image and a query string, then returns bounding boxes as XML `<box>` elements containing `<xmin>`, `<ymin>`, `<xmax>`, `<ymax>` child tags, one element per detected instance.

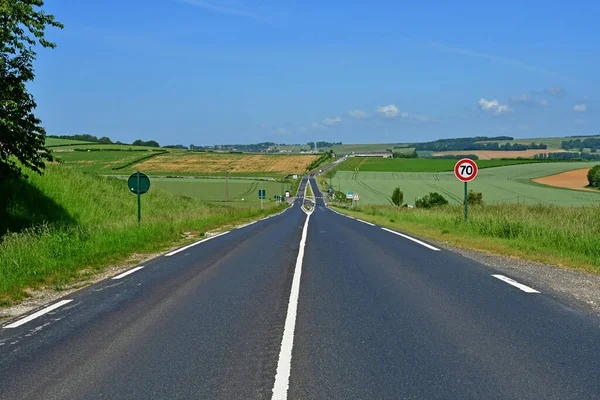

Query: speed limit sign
<box><xmin>454</xmin><ymin>158</ymin><xmax>478</xmax><ymax>182</ymax></box>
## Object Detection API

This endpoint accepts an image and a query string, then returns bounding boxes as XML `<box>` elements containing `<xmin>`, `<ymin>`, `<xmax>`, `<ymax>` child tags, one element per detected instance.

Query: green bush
<box><xmin>588</xmin><ymin>165</ymin><xmax>600</xmax><ymax>188</ymax></box>
<box><xmin>415</xmin><ymin>192</ymin><xmax>448</xmax><ymax>208</ymax></box>
<box><xmin>467</xmin><ymin>190</ymin><xmax>483</xmax><ymax>205</ymax></box>
<box><xmin>391</xmin><ymin>187</ymin><xmax>404</xmax><ymax>206</ymax></box>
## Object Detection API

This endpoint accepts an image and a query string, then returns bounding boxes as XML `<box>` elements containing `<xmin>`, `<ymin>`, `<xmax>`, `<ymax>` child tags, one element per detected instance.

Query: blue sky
<box><xmin>32</xmin><ymin>0</ymin><xmax>599</xmax><ymax>145</ymax></box>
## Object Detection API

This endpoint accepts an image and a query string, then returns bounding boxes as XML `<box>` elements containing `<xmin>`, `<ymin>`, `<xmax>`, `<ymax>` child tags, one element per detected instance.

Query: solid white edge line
<box><xmin>112</xmin><ymin>266</ymin><xmax>145</xmax><ymax>280</ymax></box>
<box><xmin>165</xmin><ymin>231</ymin><xmax>230</xmax><ymax>257</ymax></box>
<box><xmin>4</xmin><ymin>300</ymin><xmax>73</xmax><ymax>329</ymax></box>
<box><xmin>356</xmin><ymin>219</ymin><xmax>375</xmax><ymax>226</ymax></box>
<box><xmin>271</xmin><ymin>213</ymin><xmax>311</xmax><ymax>400</ymax></box>
<box><xmin>381</xmin><ymin>228</ymin><xmax>441</xmax><ymax>251</ymax></box>
<box><xmin>492</xmin><ymin>275</ymin><xmax>540</xmax><ymax>293</ymax></box>
<box><xmin>238</xmin><ymin>221</ymin><xmax>257</xmax><ymax>229</ymax></box>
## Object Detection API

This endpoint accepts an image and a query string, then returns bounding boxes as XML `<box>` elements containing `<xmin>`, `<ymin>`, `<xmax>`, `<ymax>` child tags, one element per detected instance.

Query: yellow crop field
<box><xmin>132</xmin><ymin>152</ymin><xmax>320</xmax><ymax>175</ymax></box>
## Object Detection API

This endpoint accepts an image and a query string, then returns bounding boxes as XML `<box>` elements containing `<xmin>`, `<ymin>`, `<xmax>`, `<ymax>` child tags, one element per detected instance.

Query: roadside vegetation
<box><xmin>333</xmin><ymin>203</ymin><xmax>600</xmax><ymax>273</ymax></box>
<box><xmin>0</xmin><ymin>166</ymin><xmax>283</xmax><ymax>304</ymax></box>
<box><xmin>588</xmin><ymin>165</ymin><xmax>600</xmax><ymax>189</ymax></box>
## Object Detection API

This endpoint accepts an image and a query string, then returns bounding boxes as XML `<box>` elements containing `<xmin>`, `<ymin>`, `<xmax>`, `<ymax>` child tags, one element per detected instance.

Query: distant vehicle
<box><xmin>319</xmin><ymin>169</ymin><xmax>323</xmax><ymax>173</ymax></box>
<box><xmin>285</xmin><ymin>191</ymin><xmax>291</xmax><ymax>197</ymax></box>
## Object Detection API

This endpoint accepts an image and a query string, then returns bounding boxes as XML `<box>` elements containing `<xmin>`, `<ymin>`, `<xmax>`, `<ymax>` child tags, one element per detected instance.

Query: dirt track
<box><xmin>533</xmin><ymin>168</ymin><xmax>598</xmax><ymax>192</ymax></box>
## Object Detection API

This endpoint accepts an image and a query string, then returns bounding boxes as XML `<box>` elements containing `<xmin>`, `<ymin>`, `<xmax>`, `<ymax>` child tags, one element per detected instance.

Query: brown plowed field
<box><xmin>533</xmin><ymin>168</ymin><xmax>598</xmax><ymax>192</ymax></box>
<box><xmin>432</xmin><ymin>149</ymin><xmax>567</xmax><ymax>160</ymax></box>
<box><xmin>132</xmin><ymin>153</ymin><xmax>320</xmax><ymax>175</ymax></box>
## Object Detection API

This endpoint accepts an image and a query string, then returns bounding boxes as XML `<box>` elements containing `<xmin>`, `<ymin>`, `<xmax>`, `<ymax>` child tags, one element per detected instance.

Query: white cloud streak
<box><xmin>179</xmin><ymin>0</ymin><xmax>263</xmax><ymax>20</ymax></box>
<box><xmin>429</xmin><ymin>41</ymin><xmax>558</xmax><ymax>76</ymax></box>
<box><xmin>573</xmin><ymin>104</ymin><xmax>587</xmax><ymax>112</ymax></box>
<box><xmin>321</xmin><ymin>116</ymin><xmax>343</xmax><ymax>126</ymax></box>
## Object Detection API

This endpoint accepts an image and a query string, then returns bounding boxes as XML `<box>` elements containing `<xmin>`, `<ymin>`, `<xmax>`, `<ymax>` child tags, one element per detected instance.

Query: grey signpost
<box><xmin>128</xmin><ymin>171</ymin><xmax>151</xmax><ymax>224</ymax></box>
<box><xmin>258</xmin><ymin>189</ymin><xmax>266</xmax><ymax>210</ymax></box>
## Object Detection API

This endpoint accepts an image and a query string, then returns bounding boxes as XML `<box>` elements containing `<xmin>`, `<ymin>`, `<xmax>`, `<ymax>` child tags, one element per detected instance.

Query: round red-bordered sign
<box><xmin>454</xmin><ymin>159</ymin><xmax>478</xmax><ymax>182</ymax></box>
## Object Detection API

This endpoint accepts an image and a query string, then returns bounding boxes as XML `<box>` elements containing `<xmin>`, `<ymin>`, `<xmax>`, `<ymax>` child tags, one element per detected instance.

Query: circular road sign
<box><xmin>454</xmin><ymin>159</ymin><xmax>478</xmax><ymax>182</ymax></box>
<box><xmin>128</xmin><ymin>172</ymin><xmax>151</xmax><ymax>195</ymax></box>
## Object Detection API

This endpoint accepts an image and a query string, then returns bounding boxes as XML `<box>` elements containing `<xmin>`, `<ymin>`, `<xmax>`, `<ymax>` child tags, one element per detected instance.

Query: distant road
<box><xmin>1</xmin><ymin>177</ymin><xmax>599</xmax><ymax>399</ymax></box>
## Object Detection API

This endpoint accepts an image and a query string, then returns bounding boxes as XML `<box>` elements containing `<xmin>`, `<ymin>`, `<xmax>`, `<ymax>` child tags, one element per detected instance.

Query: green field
<box><xmin>52</xmin><ymin>144</ymin><xmax>167</xmax><ymax>151</ymax></box>
<box><xmin>54</xmin><ymin>151</ymin><xmax>162</xmax><ymax>174</ymax></box>
<box><xmin>146</xmin><ymin>178</ymin><xmax>292</xmax><ymax>204</ymax></box>
<box><xmin>330</xmin><ymin>162</ymin><xmax>600</xmax><ymax>206</ymax></box>
<box><xmin>46</xmin><ymin>138</ymin><xmax>95</xmax><ymax>147</ymax></box>
<box><xmin>338</xmin><ymin>157</ymin><xmax>548</xmax><ymax>173</ymax></box>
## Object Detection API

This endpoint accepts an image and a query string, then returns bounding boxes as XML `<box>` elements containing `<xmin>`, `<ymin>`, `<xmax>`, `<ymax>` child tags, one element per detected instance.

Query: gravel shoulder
<box><xmin>443</xmin><ymin>243</ymin><xmax>600</xmax><ymax>317</ymax></box>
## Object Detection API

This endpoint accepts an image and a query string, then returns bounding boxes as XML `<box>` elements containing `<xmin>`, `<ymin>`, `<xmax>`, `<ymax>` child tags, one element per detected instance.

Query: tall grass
<box><xmin>340</xmin><ymin>203</ymin><xmax>600</xmax><ymax>271</ymax></box>
<box><xmin>0</xmin><ymin>166</ymin><xmax>282</xmax><ymax>304</ymax></box>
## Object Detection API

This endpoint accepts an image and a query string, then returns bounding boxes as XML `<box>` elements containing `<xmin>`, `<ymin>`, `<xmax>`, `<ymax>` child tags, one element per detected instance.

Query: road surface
<box><xmin>1</xmin><ymin>177</ymin><xmax>599</xmax><ymax>399</ymax></box>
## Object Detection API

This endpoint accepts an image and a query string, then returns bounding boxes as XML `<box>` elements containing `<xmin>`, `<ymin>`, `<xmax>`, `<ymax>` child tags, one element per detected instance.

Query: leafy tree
<box><xmin>0</xmin><ymin>1</ymin><xmax>63</xmax><ymax>180</ymax></box>
<box><xmin>588</xmin><ymin>165</ymin><xmax>600</xmax><ymax>188</ymax></box>
<box><xmin>98</xmin><ymin>136</ymin><xmax>112</xmax><ymax>144</ymax></box>
<box><xmin>391</xmin><ymin>187</ymin><xmax>403</xmax><ymax>206</ymax></box>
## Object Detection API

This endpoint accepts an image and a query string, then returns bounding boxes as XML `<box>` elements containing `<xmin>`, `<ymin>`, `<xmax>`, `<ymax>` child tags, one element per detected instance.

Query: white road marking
<box><xmin>4</xmin><ymin>300</ymin><xmax>73</xmax><ymax>329</ymax></box>
<box><xmin>272</xmin><ymin>213</ymin><xmax>311</xmax><ymax>400</ymax></box>
<box><xmin>381</xmin><ymin>228</ymin><xmax>441</xmax><ymax>251</ymax></box>
<box><xmin>356</xmin><ymin>219</ymin><xmax>375</xmax><ymax>226</ymax></box>
<box><xmin>492</xmin><ymin>275</ymin><xmax>540</xmax><ymax>293</ymax></box>
<box><xmin>112</xmin><ymin>266</ymin><xmax>145</xmax><ymax>280</ymax></box>
<box><xmin>238</xmin><ymin>221</ymin><xmax>257</xmax><ymax>229</ymax></box>
<box><xmin>165</xmin><ymin>231</ymin><xmax>230</xmax><ymax>257</ymax></box>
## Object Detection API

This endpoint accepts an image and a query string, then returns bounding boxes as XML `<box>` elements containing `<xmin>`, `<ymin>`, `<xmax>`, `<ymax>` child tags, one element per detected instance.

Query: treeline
<box><xmin>392</xmin><ymin>150</ymin><xmax>418</xmax><ymax>158</ymax></box>
<box><xmin>413</xmin><ymin>136</ymin><xmax>547</xmax><ymax>152</ymax></box>
<box><xmin>534</xmin><ymin>152</ymin><xmax>600</xmax><ymax>160</ymax></box>
<box><xmin>49</xmin><ymin>134</ymin><xmax>161</xmax><ymax>148</ymax></box>
<box><xmin>561</xmin><ymin>138</ymin><xmax>600</xmax><ymax>152</ymax></box>
<box><xmin>308</xmin><ymin>141</ymin><xmax>342</xmax><ymax>148</ymax></box>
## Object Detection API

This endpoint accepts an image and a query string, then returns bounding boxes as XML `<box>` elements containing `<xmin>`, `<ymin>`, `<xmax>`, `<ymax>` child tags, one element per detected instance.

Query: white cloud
<box><xmin>575</xmin><ymin>119</ymin><xmax>585</xmax><ymax>125</ymax></box>
<box><xmin>545</xmin><ymin>86</ymin><xmax>565</xmax><ymax>97</ymax></box>
<box><xmin>478</xmin><ymin>98</ymin><xmax>511</xmax><ymax>115</ymax></box>
<box><xmin>348</xmin><ymin>109</ymin><xmax>368</xmax><ymax>119</ymax></box>
<box><xmin>298</xmin><ymin>127</ymin><xmax>307</xmax><ymax>132</ymax></box>
<box><xmin>573</xmin><ymin>104</ymin><xmax>587</xmax><ymax>112</ymax></box>
<box><xmin>311</xmin><ymin>122</ymin><xmax>324</xmax><ymax>130</ymax></box>
<box><xmin>539</xmin><ymin>99</ymin><xmax>549</xmax><ymax>106</ymax></box>
<box><xmin>321</xmin><ymin>116</ymin><xmax>343</xmax><ymax>126</ymax></box>
<box><xmin>375</xmin><ymin>104</ymin><xmax>400</xmax><ymax>118</ymax></box>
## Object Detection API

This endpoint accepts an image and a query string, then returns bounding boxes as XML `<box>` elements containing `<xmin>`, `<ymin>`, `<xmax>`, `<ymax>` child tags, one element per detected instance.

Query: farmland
<box><xmin>46</xmin><ymin>138</ymin><xmax>95</xmax><ymax>147</ymax></box>
<box><xmin>129</xmin><ymin>152</ymin><xmax>320</xmax><ymax>177</ymax></box>
<box><xmin>53</xmin><ymin>151</ymin><xmax>164</xmax><ymax>174</ymax></box>
<box><xmin>431</xmin><ymin>149</ymin><xmax>567</xmax><ymax>160</ymax></box>
<box><xmin>147</xmin><ymin>178</ymin><xmax>292</xmax><ymax>204</ymax></box>
<box><xmin>330</xmin><ymin>161</ymin><xmax>600</xmax><ymax>206</ymax></box>
<box><xmin>337</xmin><ymin>157</ymin><xmax>548</xmax><ymax>173</ymax></box>
<box><xmin>476</xmin><ymin>135</ymin><xmax>600</xmax><ymax>150</ymax></box>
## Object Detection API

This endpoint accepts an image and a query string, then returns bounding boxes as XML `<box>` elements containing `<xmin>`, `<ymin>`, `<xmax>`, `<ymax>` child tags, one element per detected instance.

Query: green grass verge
<box><xmin>0</xmin><ymin>166</ymin><xmax>284</xmax><ymax>304</ymax></box>
<box><xmin>332</xmin><ymin>204</ymin><xmax>600</xmax><ymax>273</ymax></box>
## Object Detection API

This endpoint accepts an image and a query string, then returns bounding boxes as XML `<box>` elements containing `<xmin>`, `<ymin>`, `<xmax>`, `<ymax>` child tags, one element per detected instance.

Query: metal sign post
<box><xmin>258</xmin><ymin>189</ymin><xmax>266</xmax><ymax>210</ymax></box>
<box><xmin>454</xmin><ymin>159</ymin><xmax>478</xmax><ymax>221</ymax></box>
<box><xmin>128</xmin><ymin>171</ymin><xmax>151</xmax><ymax>224</ymax></box>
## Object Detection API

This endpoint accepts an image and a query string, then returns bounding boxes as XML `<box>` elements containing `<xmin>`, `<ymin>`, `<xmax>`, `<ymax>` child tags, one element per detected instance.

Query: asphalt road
<box><xmin>1</xmin><ymin>177</ymin><xmax>599</xmax><ymax>399</ymax></box>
